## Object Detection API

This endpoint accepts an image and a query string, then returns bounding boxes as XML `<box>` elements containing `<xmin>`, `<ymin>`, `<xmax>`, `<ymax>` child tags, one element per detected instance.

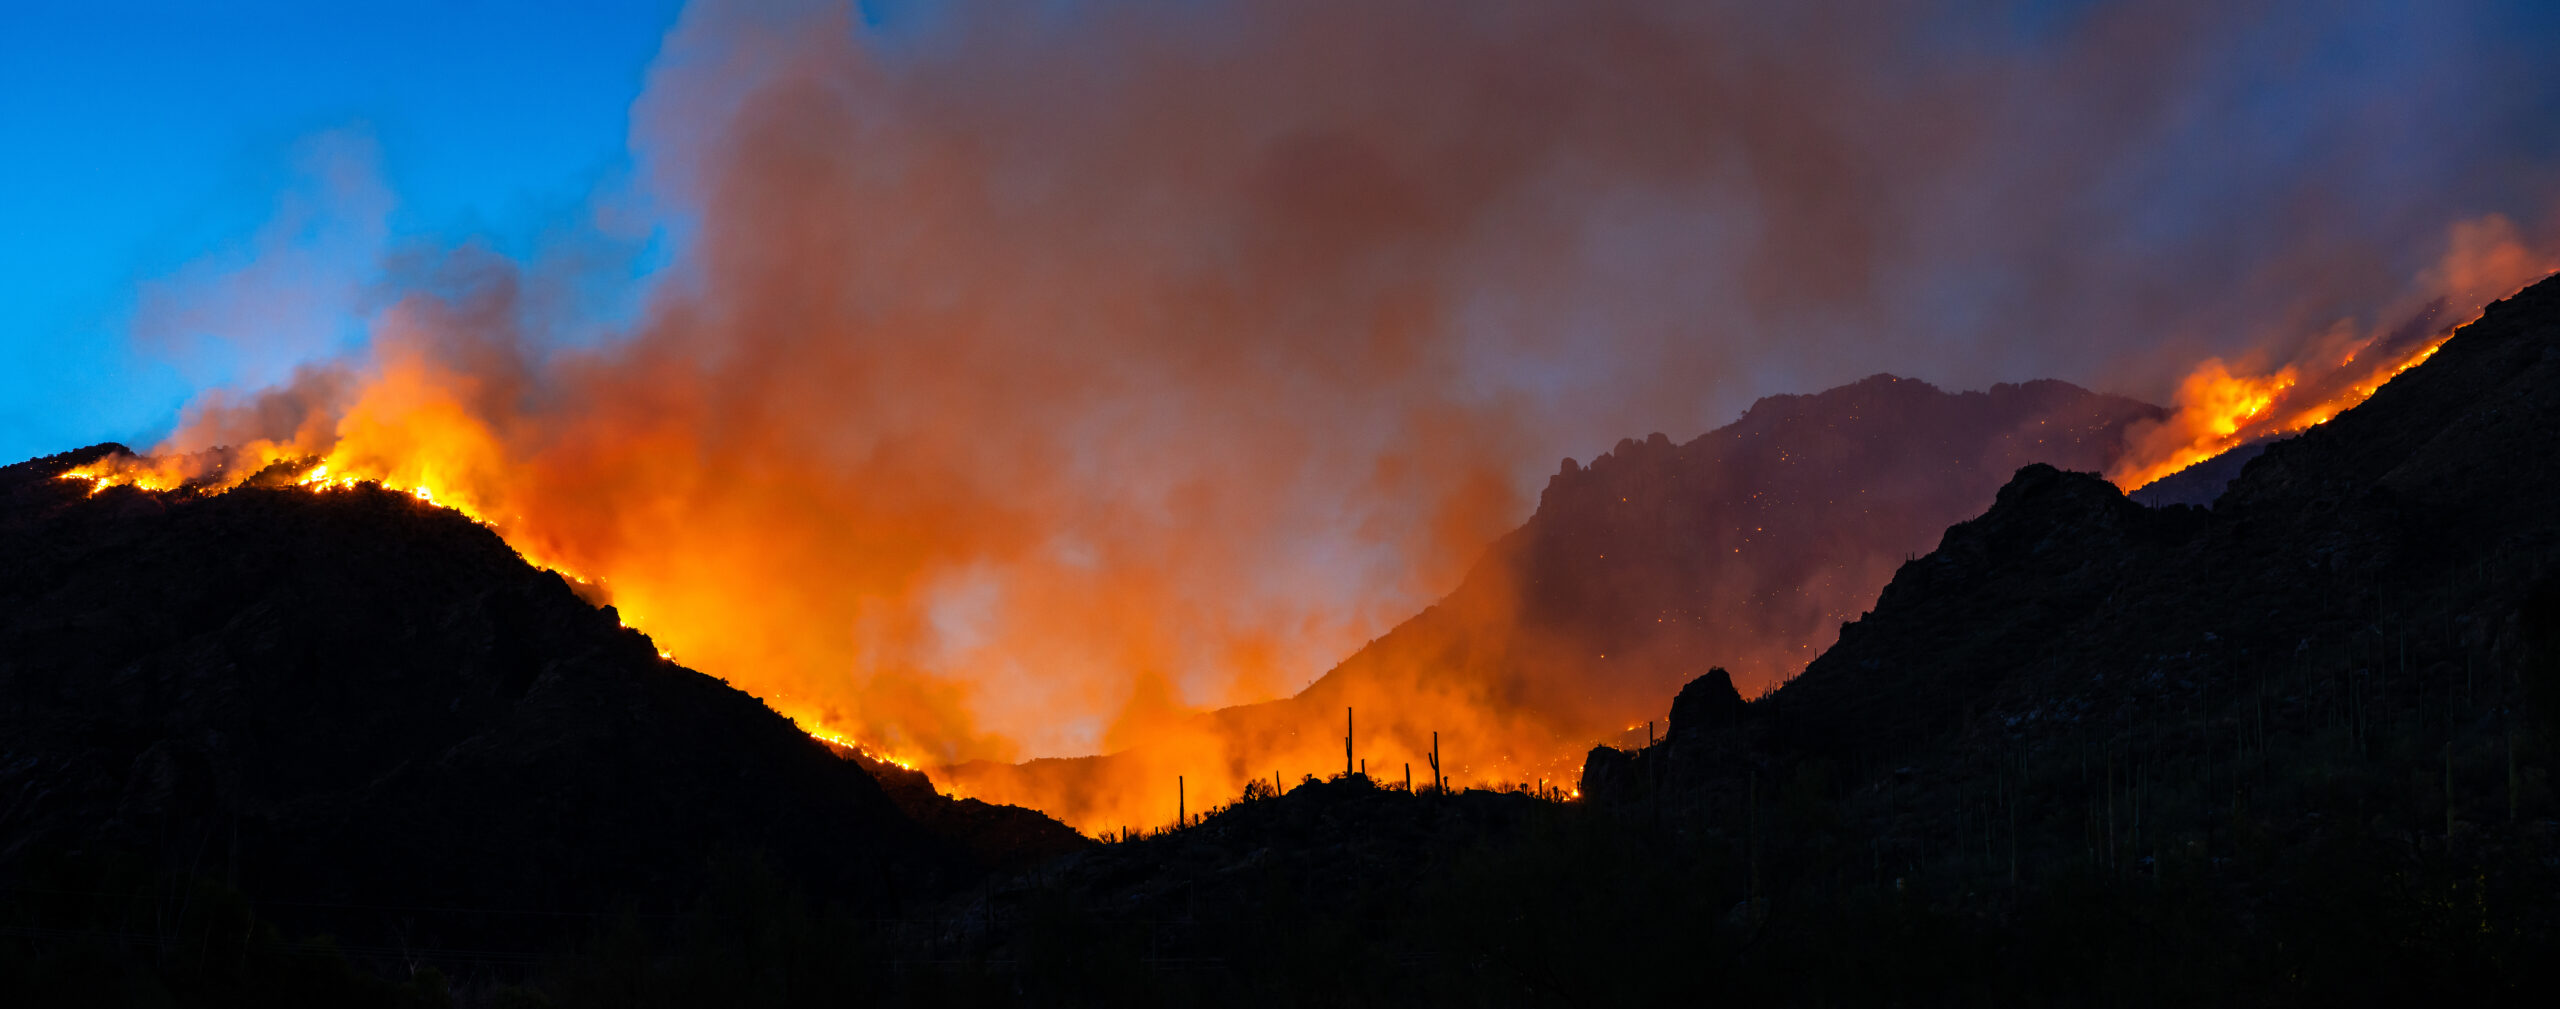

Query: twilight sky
<box><xmin>0</xmin><ymin>0</ymin><xmax>683</xmax><ymax>461</ymax></box>
<box><xmin>6</xmin><ymin>1</ymin><xmax>2558</xmax><ymax>468</ymax></box>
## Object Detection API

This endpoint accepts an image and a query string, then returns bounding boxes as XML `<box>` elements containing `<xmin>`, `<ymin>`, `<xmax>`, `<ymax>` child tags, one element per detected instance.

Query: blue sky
<box><xmin>4</xmin><ymin>1</ymin><xmax>2558</xmax><ymax>469</ymax></box>
<box><xmin>0</xmin><ymin>0</ymin><xmax>683</xmax><ymax>461</ymax></box>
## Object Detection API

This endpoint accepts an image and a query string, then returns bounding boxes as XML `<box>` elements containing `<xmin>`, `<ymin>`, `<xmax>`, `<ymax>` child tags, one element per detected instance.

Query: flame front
<box><xmin>2111</xmin><ymin>219</ymin><xmax>2555</xmax><ymax>492</ymax></box>
<box><xmin>2107</xmin><ymin>341</ymin><xmax>2416</xmax><ymax>492</ymax></box>
<box><xmin>62</xmin><ymin>447</ymin><xmax>969</xmax><ymax>774</ymax></box>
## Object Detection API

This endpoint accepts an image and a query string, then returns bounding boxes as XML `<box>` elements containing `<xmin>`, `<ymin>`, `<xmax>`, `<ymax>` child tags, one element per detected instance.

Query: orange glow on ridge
<box><xmin>2112</xmin><ymin>220</ymin><xmax>2556</xmax><ymax>493</ymax></box>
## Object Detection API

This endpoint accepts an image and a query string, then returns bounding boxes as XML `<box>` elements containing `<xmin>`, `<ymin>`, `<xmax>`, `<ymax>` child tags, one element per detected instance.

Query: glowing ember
<box><xmin>797</xmin><ymin>718</ymin><xmax>955</xmax><ymax>792</ymax></box>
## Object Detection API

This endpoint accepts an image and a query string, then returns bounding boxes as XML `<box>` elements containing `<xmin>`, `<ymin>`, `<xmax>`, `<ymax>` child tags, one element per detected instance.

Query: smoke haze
<box><xmin>132</xmin><ymin>0</ymin><xmax>2560</xmax><ymax>781</ymax></box>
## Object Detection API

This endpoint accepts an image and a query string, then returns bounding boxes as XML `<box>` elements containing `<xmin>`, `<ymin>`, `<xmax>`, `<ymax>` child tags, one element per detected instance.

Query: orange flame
<box><xmin>63</xmin><ymin>452</ymin><xmax>956</xmax><ymax>775</ymax></box>
<box><xmin>2112</xmin><ymin>218</ymin><xmax>2556</xmax><ymax>492</ymax></box>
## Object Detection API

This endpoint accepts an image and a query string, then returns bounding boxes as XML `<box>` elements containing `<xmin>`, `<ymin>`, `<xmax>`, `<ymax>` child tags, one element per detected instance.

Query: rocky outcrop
<box><xmin>1668</xmin><ymin>666</ymin><xmax>1745</xmax><ymax>740</ymax></box>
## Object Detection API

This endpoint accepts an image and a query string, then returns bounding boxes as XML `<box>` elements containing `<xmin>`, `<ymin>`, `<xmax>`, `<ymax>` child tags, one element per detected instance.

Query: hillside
<box><xmin>1570</xmin><ymin>270</ymin><xmax>2560</xmax><ymax>1001</ymax></box>
<box><xmin>1747</xmin><ymin>270</ymin><xmax>2560</xmax><ymax>762</ymax></box>
<box><xmin>0</xmin><ymin>447</ymin><xmax>1083</xmax><ymax>983</ymax></box>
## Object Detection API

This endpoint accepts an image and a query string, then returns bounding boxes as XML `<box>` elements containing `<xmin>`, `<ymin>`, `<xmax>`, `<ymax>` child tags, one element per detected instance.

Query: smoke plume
<box><xmin>134</xmin><ymin>1</ymin><xmax>2560</xmax><ymax>808</ymax></box>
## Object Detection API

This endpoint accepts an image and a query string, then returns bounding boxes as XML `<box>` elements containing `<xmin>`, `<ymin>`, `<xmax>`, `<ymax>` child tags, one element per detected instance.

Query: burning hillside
<box><xmin>0</xmin><ymin>445</ymin><xmax>1081</xmax><ymax>940</ymax></box>
<box><xmin>18</xmin><ymin>0</ymin><xmax>2560</xmax><ymax>1001</ymax></box>
<box><xmin>15</xmin><ymin>273</ymin><xmax>2560</xmax><ymax>1005</ymax></box>
<box><xmin>61</xmin><ymin>265</ymin><xmax>2547</xmax><ymax>837</ymax></box>
<box><xmin>57</xmin><ymin>0</ymin><xmax>2560</xmax><ymax>836</ymax></box>
<box><xmin>2111</xmin><ymin>218</ymin><xmax>2555</xmax><ymax>492</ymax></box>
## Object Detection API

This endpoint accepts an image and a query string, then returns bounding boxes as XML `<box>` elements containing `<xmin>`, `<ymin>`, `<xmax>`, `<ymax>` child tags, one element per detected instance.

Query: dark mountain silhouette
<box><xmin>0</xmin><ymin>448</ymin><xmax>1082</xmax><ymax>965</ymax></box>
<box><xmin>1487</xmin><ymin>375</ymin><xmax>2161</xmax><ymax>695</ymax></box>
<box><xmin>948</xmin><ymin>375</ymin><xmax>2162</xmax><ymax>817</ymax></box>
<box><xmin>1668</xmin><ymin>270</ymin><xmax>2560</xmax><ymax>769</ymax></box>
<box><xmin>1307</xmin><ymin>373</ymin><xmax>2165</xmax><ymax>724</ymax></box>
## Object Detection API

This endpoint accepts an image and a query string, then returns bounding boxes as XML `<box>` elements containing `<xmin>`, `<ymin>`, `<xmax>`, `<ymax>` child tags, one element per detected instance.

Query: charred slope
<box><xmin>0</xmin><ymin>449</ymin><xmax>1081</xmax><ymax>950</ymax></box>
<box><xmin>2125</xmin><ymin>438</ymin><xmax>2269</xmax><ymax>507</ymax></box>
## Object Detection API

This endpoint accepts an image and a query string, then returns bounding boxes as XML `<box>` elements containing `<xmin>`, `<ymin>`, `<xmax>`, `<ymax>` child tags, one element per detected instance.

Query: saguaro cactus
<box><xmin>2446</xmin><ymin>742</ymin><xmax>2456</xmax><ymax>848</ymax></box>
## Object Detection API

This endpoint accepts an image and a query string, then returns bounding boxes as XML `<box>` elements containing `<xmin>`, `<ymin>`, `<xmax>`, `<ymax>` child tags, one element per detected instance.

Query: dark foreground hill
<box><xmin>0</xmin><ymin>451</ymin><xmax>1082</xmax><ymax>1004</ymax></box>
<box><xmin>1570</xmin><ymin>271</ymin><xmax>2560</xmax><ymax>1001</ymax></box>
<box><xmin>1708</xmin><ymin>268</ymin><xmax>2560</xmax><ymax>779</ymax></box>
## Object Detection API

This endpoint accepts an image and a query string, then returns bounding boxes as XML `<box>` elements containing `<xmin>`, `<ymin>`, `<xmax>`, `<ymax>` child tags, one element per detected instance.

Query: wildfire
<box><xmin>816</xmin><ymin>729</ymin><xmax>907</xmax><ymax>767</ymax></box>
<box><xmin>793</xmin><ymin>717</ymin><xmax>973</xmax><ymax>796</ymax></box>
<box><xmin>2111</xmin><ymin>219</ymin><xmax>2555</xmax><ymax>492</ymax></box>
<box><xmin>62</xmin><ymin>457</ymin><xmax>187</xmax><ymax>495</ymax></box>
<box><xmin>58</xmin><ymin>451</ymin><xmax>934</xmax><ymax>771</ymax></box>
<box><xmin>65</xmin><ymin>255</ymin><xmax>2546</xmax><ymax>837</ymax></box>
<box><xmin>2109</xmin><ymin>323</ymin><xmax>2462</xmax><ymax>491</ymax></box>
<box><xmin>2109</xmin><ymin>331</ymin><xmax>2451</xmax><ymax>491</ymax></box>
<box><xmin>58</xmin><ymin>33</ymin><xmax>2553</xmax><ymax>837</ymax></box>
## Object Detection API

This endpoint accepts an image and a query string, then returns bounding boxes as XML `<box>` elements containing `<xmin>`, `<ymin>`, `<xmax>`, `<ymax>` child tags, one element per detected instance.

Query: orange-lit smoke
<box><xmin>101</xmin><ymin>1</ymin><xmax>2560</xmax><ymax>832</ymax></box>
<box><xmin>2112</xmin><ymin>217</ymin><xmax>2559</xmax><ymax>490</ymax></box>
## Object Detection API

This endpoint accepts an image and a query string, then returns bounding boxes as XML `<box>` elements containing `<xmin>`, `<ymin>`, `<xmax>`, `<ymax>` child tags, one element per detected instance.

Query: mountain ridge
<box><xmin>944</xmin><ymin>373</ymin><xmax>2164</xmax><ymax>826</ymax></box>
<box><xmin>0</xmin><ymin>444</ymin><xmax>1084</xmax><ymax>959</ymax></box>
